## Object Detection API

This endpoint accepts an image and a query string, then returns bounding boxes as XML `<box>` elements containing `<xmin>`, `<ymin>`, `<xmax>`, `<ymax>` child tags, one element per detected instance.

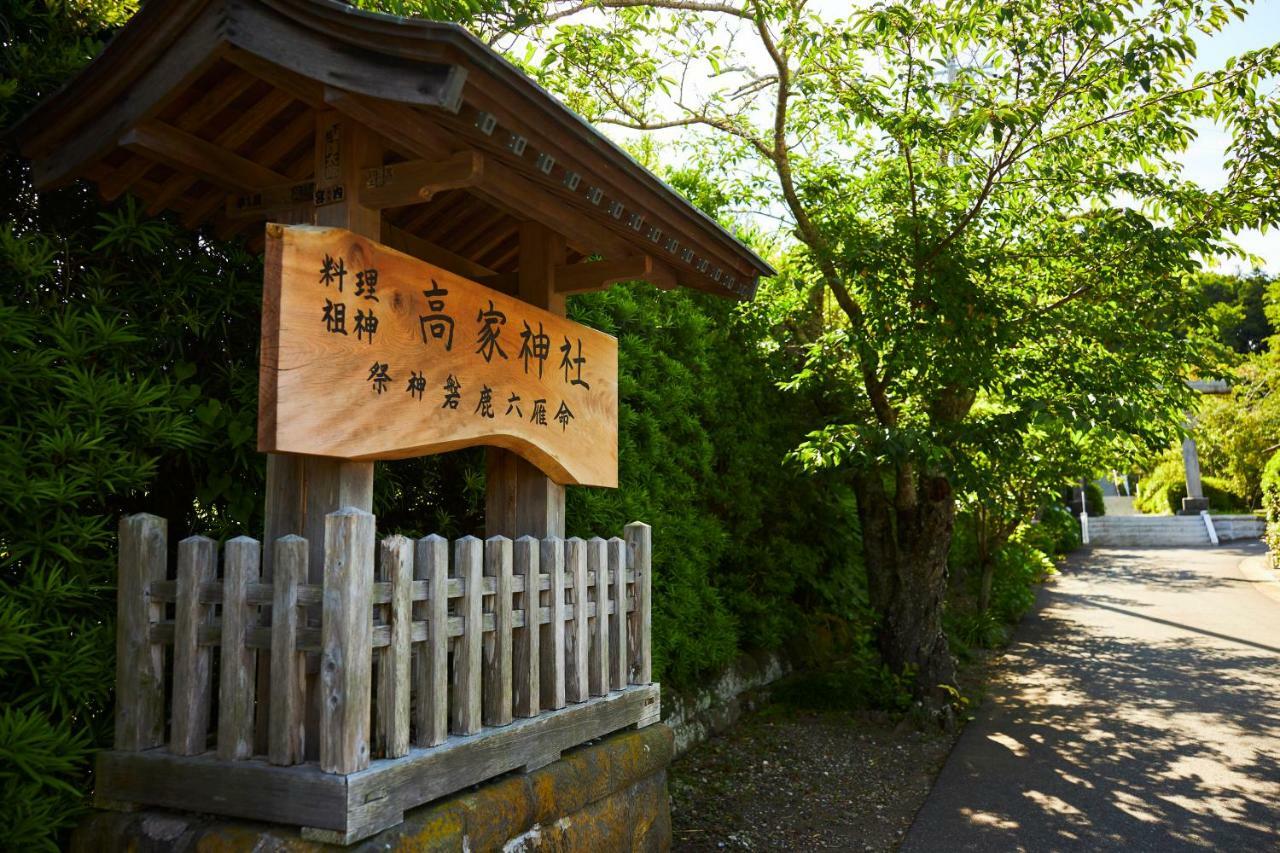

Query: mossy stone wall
<box><xmin>70</xmin><ymin>725</ymin><xmax>673</xmax><ymax>852</ymax></box>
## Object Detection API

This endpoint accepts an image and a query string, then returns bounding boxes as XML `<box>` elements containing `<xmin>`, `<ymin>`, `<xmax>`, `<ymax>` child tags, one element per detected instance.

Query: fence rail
<box><xmin>100</xmin><ymin>509</ymin><xmax>658</xmax><ymax>843</ymax></box>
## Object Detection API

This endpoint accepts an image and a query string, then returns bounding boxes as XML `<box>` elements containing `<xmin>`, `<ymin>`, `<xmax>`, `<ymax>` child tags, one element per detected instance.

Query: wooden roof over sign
<box><xmin>14</xmin><ymin>0</ymin><xmax>774</xmax><ymax>299</ymax></box>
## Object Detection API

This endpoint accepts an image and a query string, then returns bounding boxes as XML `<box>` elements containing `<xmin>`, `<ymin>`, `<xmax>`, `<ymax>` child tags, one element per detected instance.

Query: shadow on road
<box><xmin>904</xmin><ymin>544</ymin><xmax>1280</xmax><ymax>851</ymax></box>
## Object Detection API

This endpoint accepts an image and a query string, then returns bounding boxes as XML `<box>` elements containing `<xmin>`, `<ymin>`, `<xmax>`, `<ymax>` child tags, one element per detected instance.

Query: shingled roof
<box><xmin>16</xmin><ymin>0</ymin><xmax>773</xmax><ymax>298</ymax></box>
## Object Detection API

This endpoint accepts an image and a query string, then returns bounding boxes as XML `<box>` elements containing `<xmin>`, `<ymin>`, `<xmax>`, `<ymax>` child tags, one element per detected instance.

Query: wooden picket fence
<box><xmin>98</xmin><ymin>508</ymin><xmax>658</xmax><ymax>844</ymax></box>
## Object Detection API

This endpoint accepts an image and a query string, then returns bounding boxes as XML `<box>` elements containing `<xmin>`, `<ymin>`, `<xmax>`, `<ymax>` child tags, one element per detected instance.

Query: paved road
<box><xmin>903</xmin><ymin>544</ymin><xmax>1280</xmax><ymax>852</ymax></box>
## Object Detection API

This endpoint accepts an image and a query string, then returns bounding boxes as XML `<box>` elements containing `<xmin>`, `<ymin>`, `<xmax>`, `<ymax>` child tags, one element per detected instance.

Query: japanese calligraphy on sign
<box><xmin>259</xmin><ymin>224</ymin><xmax>619</xmax><ymax>487</ymax></box>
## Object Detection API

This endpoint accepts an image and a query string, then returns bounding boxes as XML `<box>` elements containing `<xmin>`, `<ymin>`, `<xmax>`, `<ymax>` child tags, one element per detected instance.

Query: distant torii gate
<box><xmin>1181</xmin><ymin>379</ymin><xmax>1231</xmax><ymax>515</ymax></box>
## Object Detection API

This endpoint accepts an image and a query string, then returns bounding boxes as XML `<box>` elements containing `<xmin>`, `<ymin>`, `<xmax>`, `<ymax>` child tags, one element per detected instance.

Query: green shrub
<box><xmin>1019</xmin><ymin>503</ymin><xmax>1083</xmax><ymax>556</ymax></box>
<box><xmin>1136</xmin><ymin>455</ymin><xmax>1250</xmax><ymax>514</ymax></box>
<box><xmin>565</xmin><ymin>284</ymin><xmax>864</xmax><ymax>686</ymax></box>
<box><xmin>945</xmin><ymin>540</ymin><xmax>1056</xmax><ymax>651</ymax></box>
<box><xmin>988</xmin><ymin>542</ymin><xmax>1055</xmax><ymax>624</ymax></box>
<box><xmin>1085</xmin><ymin>481</ymin><xmax>1107</xmax><ymax>516</ymax></box>
<box><xmin>1262</xmin><ymin>451</ymin><xmax>1280</xmax><ymax>560</ymax></box>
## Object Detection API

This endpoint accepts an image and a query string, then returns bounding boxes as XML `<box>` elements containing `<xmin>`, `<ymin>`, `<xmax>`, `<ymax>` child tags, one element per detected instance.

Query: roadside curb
<box><xmin>1238</xmin><ymin>554</ymin><xmax>1280</xmax><ymax>607</ymax></box>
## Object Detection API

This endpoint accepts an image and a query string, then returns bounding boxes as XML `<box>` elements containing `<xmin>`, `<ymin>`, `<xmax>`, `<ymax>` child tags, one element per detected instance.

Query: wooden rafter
<box><xmin>121</xmin><ymin>120</ymin><xmax>289</xmax><ymax>192</ymax></box>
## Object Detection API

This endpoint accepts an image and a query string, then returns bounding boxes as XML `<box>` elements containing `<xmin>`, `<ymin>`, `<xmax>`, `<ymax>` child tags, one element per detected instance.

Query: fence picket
<box><xmin>512</xmin><ymin>536</ymin><xmax>540</xmax><ymax>717</ymax></box>
<box><xmin>415</xmin><ymin>534</ymin><xmax>449</xmax><ymax>747</ymax></box>
<box><xmin>565</xmin><ymin>538</ymin><xmax>589</xmax><ymax>703</ymax></box>
<box><xmin>539</xmin><ymin>537</ymin><xmax>566</xmax><ymax>711</ymax></box>
<box><xmin>625</xmin><ymin>522</ymin><xmax>652</xmax><ymax>684</ymax></box>
<box><xmin>451</xmin><ymin>536</ymin><xmax>483</xmax><ymax>735</ymax></box>
<box><xmin>320</xmin><ymin>508</ymin><xmax>375</xmax><ymax>774</ymax></box>
<box><xmin>608</xmin><ymin>537</ymin><xmax>627</xmax><ymax>691</ymax></box>
<box><xmin>483</xmin><ymin>536</ymin><xmax>514</xmax><ymax>727</ymax></box>
<box><xmin>114</xmin><ymin>514</ymin><xmax>167</xmax><ymax>751</ymax></box>
<box><xmin>171</xmin><ymin>535</ymin><xmax>218</xmax><ymax>755</ymax></box>
<box><xmin>377</xmin><ymin>535</ymin><xmax>413</xmax><ymax>759</ymax></box>
<box><xmin>587</xmin><ymin>538</ymin><xmax>609</xmax><ymax>697</ymax></box>
<box><xmin>269</xmin><ymin>536</ymin><xmax>307</xmax><ymax>765</ymax></box>
<box><xmin>217</xmin><ymin>537</ymin><xmax>260</xmax><ymax>760</ymax></box>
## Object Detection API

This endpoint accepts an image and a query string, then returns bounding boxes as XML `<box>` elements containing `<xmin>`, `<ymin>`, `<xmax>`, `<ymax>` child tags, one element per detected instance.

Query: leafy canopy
<box><xmin>517</xmin><ymin>0</ymin><xmax>1280</xmax><ymax>485</ymax></box>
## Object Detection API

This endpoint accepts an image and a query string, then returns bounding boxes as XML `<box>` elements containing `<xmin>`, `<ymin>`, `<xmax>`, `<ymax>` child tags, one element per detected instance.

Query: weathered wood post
<box><xmin>415</xmin><ymin>534</ymin><xmax>450</xmax><ymax>748</ymax></box>
<box><xmin>320</xmin><ymin>507</ymin><xmax>375</xmax><ymax>775</ymax></box>
<box><xmin>483</xmin><ymin>535</ymin><xmax>515</xmax><ymax>727</ymax></box>
<box><xmin>254</xmin><ymin>112</ymin><xmax>383</xmax><ymax>754</ymax></box>
<box><xmin>513</xmin><ymin>535</ymin><xmax>541</xmax><ymax>717</ymax></box>
<box><xmin>608</xmin><ymin>536</ymin><xmax>628</xmax><ymax>690</ymax></box>
<box><xmin>217</xmin><ymin>536</ymin><xmax>260</xmax><ymax>761</ymax></box>
<box><xmin>171</xmin><ymin>536</ymin><xmax>217</xmax><ymax>755</ymax></box>
<box><xmin>625</xmin><ymin>522</ymin><xmax>653</xmax><ymax>685</ymax></box>
<box><xmin>113</xmin><ymin>514</ymin><xmax>167</xmax><ymax>752</ymax></box>
<box><xmin>376</xmin><ymin>534</ymin><xmax>413</xmax><ymax>759</ymax></box>
<box><xmin>452</xmin><ymin>536</ymin><xmax>484</xmax><ymax>736</ymax></box>
<box><xmin>268</xmin><ymin>535</ymin><xmax>307</xmax><ymax>766</ymax></box>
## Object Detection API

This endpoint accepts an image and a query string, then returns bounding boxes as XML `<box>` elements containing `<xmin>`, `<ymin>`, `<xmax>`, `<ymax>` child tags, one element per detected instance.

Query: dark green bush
<box><xmin>565</xmin><ymin>284</ymin><xmax>864</xmax><ymax>686</ymax></box>
<box><xmin>1020</xmin><ymin>503</ymin><xmax>1083</xmax><ymax>556</ymax></box>
<box><xmin>1085</xmin><ymin>481</ymin><xmax>1107</xmax><ymax>516</ymax></box>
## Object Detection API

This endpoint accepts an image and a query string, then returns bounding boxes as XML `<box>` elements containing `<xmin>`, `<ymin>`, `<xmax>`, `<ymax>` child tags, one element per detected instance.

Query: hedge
<box><xmin>1262</xmin><ymin>451</ymin><xmax>1280</xmax><ymax>560</ymax></box>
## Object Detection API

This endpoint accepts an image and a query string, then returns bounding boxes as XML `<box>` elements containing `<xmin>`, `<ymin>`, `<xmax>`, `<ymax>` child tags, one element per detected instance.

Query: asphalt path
<box><xmin>903</xmin><ymin>543</ymin><xmax>1280</xmax><ymax>852</ymax></box>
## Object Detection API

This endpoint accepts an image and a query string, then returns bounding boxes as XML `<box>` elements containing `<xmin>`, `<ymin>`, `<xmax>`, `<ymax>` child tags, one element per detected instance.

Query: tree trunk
<box><xmin>855</xmin><ymin>468</ymin><xmax>957</xmax><ymax>705</ymax></box>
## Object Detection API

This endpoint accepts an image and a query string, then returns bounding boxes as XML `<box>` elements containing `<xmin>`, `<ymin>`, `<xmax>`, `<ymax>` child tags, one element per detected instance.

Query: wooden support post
<box><xmin>483</xmin><ymin>536</ymin><xmax>514</xmax><ymax>727</ymax></box>
<box><xmin>217</xmin><ymin>536</ymin><xmax>260</xmax><ymax>760</ymax></box>
<box><xmin>114</xmin><ymin>514</ymin><xmax>167</xmax><ymax>751</ymax></box>
<box><xmin>269</xmin><ymin>535</ymin><xmax>307</xmax><ymax>766</ymax></box>
<box><xmin>565</xmin><ymin>537</ymin><xmax>589</xmax><ymax>703</ymax></box>
<box><xmin>539</xmin><ymin>537</ymin><xmax>566</xmax><ymax>711</ymax></box>
<box><xmin>415</xmin><ymin>534</ymin><xmax>449</xmax><ymax>747</ymax></box>
<box><xmin>587</xmin><ymin>537</ymin><xmax>609</xmax><ymax>697</ymax></box>
<box><xmin>171</xmin><ymin>536</ymin><xmax>217</xmax><ymax>755</ymax></box>
<box><xmin>512</xmin><ymin>535</ymin><xmax>540</xmax><ymax>718</ymax></box>
<box><xmin>452</xmin><ymin>537</ymin><xmax>483</xmax><ymax>735</ymax></box>
<box><xmin>625</xmin><ymin>522</ymin><xmax>652</xmax><ymax>685</ymax></box>
<box><xmin>608</xmin><ymin>537</ymin><xmax>628</xmax><ymax>691</ymax></box>
<box><xmin>486</xmin><ymin>221</ymin><xmax>567</xmax><ymax>540</ymax></box>
<box><xmin>376</xmin><ymin>535</ymin><xmax>412</xmax><ymax>759</ymax></box>
<box><xmin>320</xmin><ymin>507</ymin><xmax>375</xmax><ymax>775</ymax></box>
<box><xmin>260</xmin><ymin>112</ymin><xmax>382</xmax><ymax>756</ymax></box>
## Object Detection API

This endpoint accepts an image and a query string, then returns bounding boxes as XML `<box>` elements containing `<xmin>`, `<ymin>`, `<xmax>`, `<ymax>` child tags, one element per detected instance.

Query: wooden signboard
<box><xmin>260</xmin><ymin>225</ymin><xmax>618</xmax><ymax>487</ymax></box>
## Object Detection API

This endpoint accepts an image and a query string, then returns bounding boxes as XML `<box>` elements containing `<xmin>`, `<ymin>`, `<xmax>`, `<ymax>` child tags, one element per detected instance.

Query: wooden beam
<box><xmin>554</xmin><ymin>255</ymin><xmax>677</xmax><ymax>294</ymax></box>
<box><xmin>120</xmin><ymin>120</ymin><xmax>288</xmax><ymax>193</ymax></box>
<box><xmin>321</xmin><ymin>87</ymin><xmax>634</xmax><ymax>259</ymax></box>
<box><xmin>150</xmin><ymin>86</ymin><xmax>296</xmax><ymax>216</ymax></box>
<box><xmin>477</xmin><ymin>255</ymin><xmax>678</xmax><ymax>295</ymax></box>
<box><xmin>380</xmin><ymin>222</ymin><xmax>497</xmax><ymax>280</ymax></box>
<box><xmin>358</xmin><ymin>151</ymin><xmax>484</xmax><ymax>209</ymax></box>
<box><xmin>226</xmin><ymin>180</ymin><xmax>317</xmax><ymax>220</ymax></box>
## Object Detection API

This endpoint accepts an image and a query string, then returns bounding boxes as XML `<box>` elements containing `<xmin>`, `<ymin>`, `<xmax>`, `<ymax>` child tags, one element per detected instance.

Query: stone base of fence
<box><xmin>71</xmin><ymin>723</ymin><xmax>673</xmax><ymax>852</ymax></box>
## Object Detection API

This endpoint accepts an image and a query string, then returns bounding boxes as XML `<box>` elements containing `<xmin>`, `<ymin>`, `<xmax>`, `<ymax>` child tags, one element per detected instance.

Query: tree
<box><xmin>953</xmin><ymin>413</ymin><xmax>1109</xmax><ymax>612</ymax></box>
<box><xmin>1192</xmin><ymin>272</ymin><xmax>1280</xmax><ymax>505</ymax></box>
<box><xmin>507</xmin><ymin>0</ymin><xmax>1280</xmax><ymax>702</ymax></box>
<box><xmin>1195</xmin><ymin>270</ymin><xmax>1274</xmax><ymax>354</ymax></box>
